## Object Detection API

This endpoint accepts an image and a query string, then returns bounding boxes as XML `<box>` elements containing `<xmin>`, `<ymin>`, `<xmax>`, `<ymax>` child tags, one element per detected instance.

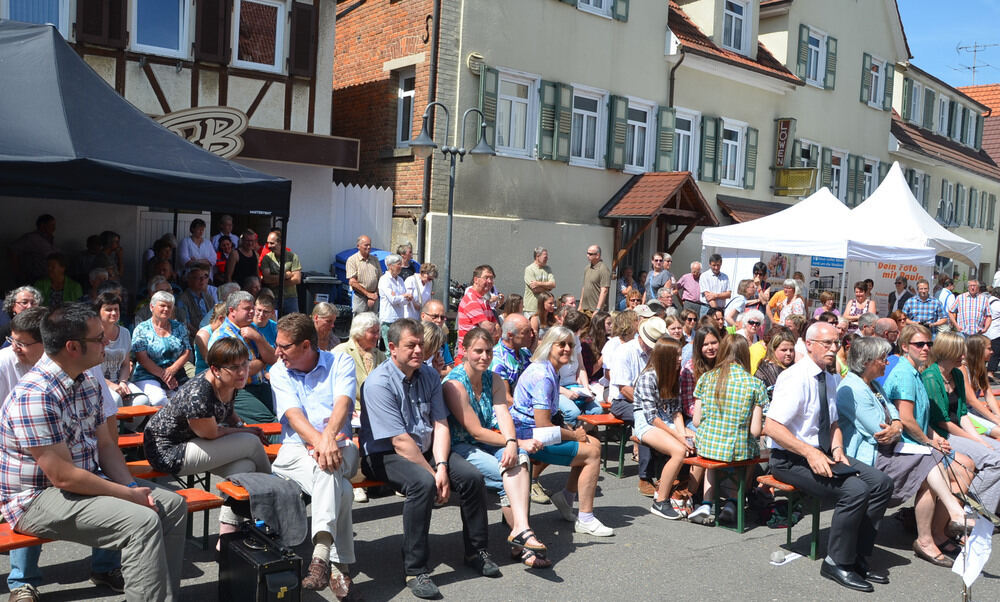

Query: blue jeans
<box><xmin>8</xmin><ymin>545</ymin><xmax>120</xmax><ymax>589</ymax></box>
<box><xmin>281</xmin><ymin>295</ymin><xmax>299</xmax><ymax>317</ymax></box>
<box><xmin>452</xmin><ymin>441</ymin><xmax>528</xmax><ymax>500</ymax></box>
<box><xmin>558</xmin><ymin>394</ymin><xmax>602</xmax><ymax>426</ymax></box>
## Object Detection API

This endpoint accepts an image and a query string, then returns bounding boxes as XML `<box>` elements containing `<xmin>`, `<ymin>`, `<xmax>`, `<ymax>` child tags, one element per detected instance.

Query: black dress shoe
<box><xmin>854</xmin><ymin>557</ymin><xmax>889</xmax><ymax>584</ymax></box>
<box><xmin>820</xmin><ymin>561</ymin><xmax>874</xmax><ymax>592</ymax></box>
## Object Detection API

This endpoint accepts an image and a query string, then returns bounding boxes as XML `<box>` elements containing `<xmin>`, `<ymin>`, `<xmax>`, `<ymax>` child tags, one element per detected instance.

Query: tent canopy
<box><xmin>850</xmin><ymin>162</ymin><xmax>981</xmax><ymax>267</ymax></box>
<box><xmin>0</xmin><ymin>21</ymin><xmax>290</xmax><ymax>216</ymax></box>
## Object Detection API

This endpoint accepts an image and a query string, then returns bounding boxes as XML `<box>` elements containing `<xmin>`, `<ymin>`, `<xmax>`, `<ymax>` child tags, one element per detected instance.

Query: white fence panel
<box><xmin>331</xmin><ymin>184</ymin><xmax>393</xmax><ymax>254</ymax></box>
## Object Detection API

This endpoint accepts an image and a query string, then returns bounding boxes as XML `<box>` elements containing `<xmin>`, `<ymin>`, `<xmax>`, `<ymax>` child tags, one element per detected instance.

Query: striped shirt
<box><xmin>456</xmin><ymin>287</ymin><xmax>496</xmax><ymax>361</ymax></box>
<box><xmin>953</xmin><ymin>292</ymin><xmax>990</xmax><ymax>334</ymax></box>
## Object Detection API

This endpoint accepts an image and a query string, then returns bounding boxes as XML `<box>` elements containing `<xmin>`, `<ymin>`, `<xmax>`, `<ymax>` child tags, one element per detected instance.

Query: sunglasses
<box><xmin>747</xmin><ymin>321</ymin><xmax>761</xmax><ymax>327</ymax></box>
<box><xmin>685</xmin><ymin>317</ymin><xmax>696</xmax><ymax>322</ymax></box>
<box><xmin>909</xmin><ymin>341</ymin><xmax>933</xmax><ymax>349</ymax></box>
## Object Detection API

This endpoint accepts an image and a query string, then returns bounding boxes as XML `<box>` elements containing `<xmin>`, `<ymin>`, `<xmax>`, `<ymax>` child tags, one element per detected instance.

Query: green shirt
<box><xmin>693</xmin><ymin>363</ymin><xmax>766</xmax><ymax>461</ymax></box>
<box><xmin>260</xmin><ymin>250</ymin><xmax>302</xmax><ymax>299</ymax></box>
<box><xmin>522</xmin><ymin>262</ymin><xmax>555</xmax><ymax>313</ymax></box>
<box><xmin>580</xmin><ymin>261</ymin><xmax>611</xmax><ymax>312</ymax></box>
<box><xmin>921</xmin><ymin>362</ymin><xmax>967</xmax><ymax>438</ymax></box>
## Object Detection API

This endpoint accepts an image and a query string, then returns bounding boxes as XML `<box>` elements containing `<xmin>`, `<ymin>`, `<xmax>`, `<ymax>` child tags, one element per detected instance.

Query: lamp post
<box><xmin>409</xmin><ymin>102</ymin><xmax>495</xmax><ymax>308</ymax></box>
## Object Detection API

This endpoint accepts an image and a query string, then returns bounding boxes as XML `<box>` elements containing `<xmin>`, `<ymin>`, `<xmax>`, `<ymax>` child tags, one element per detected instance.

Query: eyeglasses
<box><xmin>221</xmin><ymin>362</ymin><xmax>250</xmax><ymax>373</ymax></box>
<box><xmin>909</xmin><ymin>341</ymin><xmax>933</xmax><ymax>349</ymax></box>
<box><xmin>807</xmin><ymin>338</ymin><xmax>840</xmax><ymax>349</ymax></box>
<box><xmin>75</xmin><ymin>333</ymin><xmax>107</xmax><ymax>345</ymax></box>
<box><xmin>586</xmin><ymin>252</ymin><xmax>599</xmax><ymax>256</ymax></box>
<box><xmin>274</xmin><ymin>341</ymin><xmax>298</xmax><ymax>351</ymax></box>
<box><xmin>6</xmin><ymin>336</ymin><xmax>39</xmax><ymax>350</ymax></box>
<box><xmin>13</xmin><ymin>298</ymin><xmax>37</xmax><ymax>308</ymax></box>
<box><xmin>423</xmin><ymin>313</ymin><xmax>445</xmax><ymax>321</ymax></box>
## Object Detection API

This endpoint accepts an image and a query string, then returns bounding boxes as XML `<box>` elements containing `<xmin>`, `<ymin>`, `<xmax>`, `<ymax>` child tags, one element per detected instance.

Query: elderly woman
<box><xmin>921</xmin><ymin>332</ymin><xmax>1000</xmax><ymax>516</ymax></box>
<box><xmin>34</xmin><ymin>253</ymin><xmax>82</xmax><ymax>308</ymax></box>
<box><xmin>312</xmin><ymin>302</ymin><xmax>341</xmax><ymax>351</ymax></box>
<box><xmin>95</xmin><ymin>292</ymin><xmax>149</xmax><ymax>407</ymax></box>
<box><xmin>774</xmin><ymin>279</ymin><xmax>805</xmax><ymax>322</ymax></box>
<box><xmin>131</xmin><ymin>290</ymin><xmax>192</xmax><ymax>406</ymax></box>
<box><xmin>404</xmin><ymin>262</ymin><xmax>437</xmax><ymax>319</ymax></box>
<box><xmin>377</xmin><ymin>253</ymin><xmax>410</xmax><ymax>348</ymax></box>
<box><xmin>179</xmin><ymin>218</ymin><xmax>217</xmax><ymax>277</ymax></box>
<box><xmin>333</xmin><ymin>312</ymin><xmax>385</xmax><ymax>413</ymax></box>
<box><xmin>511</xmin><ymin>327</ymin><xmax>612</xmax><ymax>536</ymax></box>
<box><xmin>0</xmin><ymin>285</ymin><xmax>42</xmax><ymax>345</ymax></box>
<box><xmin>144</xmin><ymin>337</ymin><xmax>271</xmax><ymax>547</ymax></box>
<box><xmin>443</xmin><ymin>328</ymin><xmax>551</xmax><ymax>568</ymax></box>
<box><xmin>839</xmin><ymin>335</ymin><xmax>974</xmax><ymax>566</ymax></box>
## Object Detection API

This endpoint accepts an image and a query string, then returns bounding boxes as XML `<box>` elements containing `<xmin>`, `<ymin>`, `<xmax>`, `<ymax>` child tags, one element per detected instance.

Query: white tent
<box><xmin>849</xmin><ymin>162</ymin><xmax>981</xmax><ymax>267</ymax></box>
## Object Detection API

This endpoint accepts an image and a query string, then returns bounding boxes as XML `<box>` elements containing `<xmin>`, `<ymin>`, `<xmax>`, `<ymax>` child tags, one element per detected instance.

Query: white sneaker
<box><xmin>550</xmin><ymin>491</ymin><xmax>576</xmax><ymax>522</ymax></box>
<box><xmin>688</xmin><ymin>503</ymin><xmax>715</xmax><ymax>525</ymax></box>
<box><xmin>575</xmin><ymin>517</ymin><xmax>614</xmax><ymax>537</ymax></box>
<box><xmin>353</xmin><ymin>487</ymin><xmax>369</xmax><ymax>503</ymax></box>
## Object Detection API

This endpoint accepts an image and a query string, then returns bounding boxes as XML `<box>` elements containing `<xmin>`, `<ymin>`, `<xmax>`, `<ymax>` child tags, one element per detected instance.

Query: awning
<box><xmin>716</xmin><ymin>194</ymin><xmax>793</xmax><ymax>223</ymax></box>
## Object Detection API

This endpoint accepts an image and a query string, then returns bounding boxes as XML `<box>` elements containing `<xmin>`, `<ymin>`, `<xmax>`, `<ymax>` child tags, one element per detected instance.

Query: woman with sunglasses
<box><xmin>144</xmin><ymin>337</ymin><xmax>271</xmax><ymax>548</ymax></box>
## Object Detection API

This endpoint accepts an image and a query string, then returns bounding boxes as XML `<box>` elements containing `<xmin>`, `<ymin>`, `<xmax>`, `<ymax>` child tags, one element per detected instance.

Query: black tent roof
<box><xmin>0</xmin><ymin>21</ymin><xmax>290</xmax><ymax>216</ymax></box>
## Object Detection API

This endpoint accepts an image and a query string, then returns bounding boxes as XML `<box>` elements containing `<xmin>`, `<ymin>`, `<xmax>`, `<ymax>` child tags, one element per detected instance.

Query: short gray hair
<box><xmin>501</xmin><ymin>315</ymin><xmax>527</xmax><ymax>339</ymax></box>
<box><xmin>533</xmin><ymin>246</ymin><xmax>547</xmax><ymax>259</ymax></box>
<box><xmin>3</xmin><ymin>286</ymin><xmax>42</xmax><ymax>315</ymax></box>
<box><xmin>226</xmin><ymin>290</ymin><xmax>254</xmax><ymax>311</ymax></box>
<box><xmin>350</xmin><ymin>312</ymin><xmax>380</xmax><ymax>340</ymax></box>
<box><xmin>847</xmin><ymin>336</ymin><xmax>892</xmax><ymax>374</ymax></box>
<box><xmin>147</xmin><ymin>276</ymin><xmax>168</xmax><ymax>296</ymax></box>
<box><xmin>396</xmin><ymin>242</ymin><xmax>413</xmax><ymax>255</ymax></box>
<box><xmin>857</xmin><ymin>312</ymin><xmax>878</xmax><ymax>331</ymax></box>
<box><xmin>782</xmin><ymin>279</ymin><xmax>800</xmax><ymax>297</ymax></box>
<box><xmin>312</xmin><ymin>301</ymin><xmax>338</xmax><ymax>319</ymax></box>
<box><xmin>89</xmin><ymin>267</ymin><xmax>109</xmax><ymax>282</ymax></box>
<box><xmin>217</xmin><ymin>282</ymin><xmax>240</xmax><ymax>302</ymax></box>
<box><xmin>150</xmin><ymin>290</ymin><xmax>175</xmax><ymax>307</ymax></box>
<box><xmin>384</xmin><ymin>253</ymin><xmax>402</xmax><ymax>266</ymax></box>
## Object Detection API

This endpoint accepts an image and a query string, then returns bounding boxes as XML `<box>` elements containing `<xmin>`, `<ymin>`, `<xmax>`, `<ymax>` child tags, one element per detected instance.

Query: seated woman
<box><xmin>194</xmin><ymin>303</ymin><xmax>227</xmax><ymax>374</ymax></box>
<box><xmin>0</xmin><ymin>285</ymin><xmax>42</xmax><ymax>346</ymax></box>
<box><xmin>34</xmin><ymin>252</ymin><xmax>82</xmax><ymax>307</ymax></box>
<box><xmin>959</xmin><ymin>334</ymin><xmax>1000</xmax><ymax>438</ymax></box>
<box><xmin>143</xmin><ymin>337</ymin><xmax>271</xmax><ymax>547</ymax></box>
<box><xmin>312</xmin><ymin>302</ymin><xmax>341</xmax><ymax>351</ymax></box>
<box><xmin>838</xmin><ymin>335</ymin><xmax>973</xmax><ymax>567</ymax></box>
<box><xmin>754</xmin><ymin>328</ymin><xmax>796</xmax><ymax>406</ymax></box>
<box><xmin>632</xmin><ymin>336</ymin><xmax>696</xmax><ymax>519</ymax></box>
<box><xmin>131</xmin><ymin>291</ymin><xmax>192</xmax><ymax>406</ymax></box>
<box><xmin>556</xmin><ymin>311</ymin><xmax>602</xmax><ymax>425</ymax></box>
<box><xmin>443</xmin><ymin>328</ymin><xmax>551</xmax><ymax>568</ymax></box>
<box><xmin>691</xmin><ymin>334</ymin><xmax>766</xmax><ymax>525</ymax></box>
<box><xmin>94</xmin><ymin>292</ymin><xmax>149</xmax><ymax>408</ymax></box>
<box><xmin>921</xmin><ymin>332</ymin><xmax>1000</xmax><ymax>515</ymax></box>
<box><xmin>511</xmin><ymin>326</ymin><xmax>612</xmax><ymax>537</ymax></box>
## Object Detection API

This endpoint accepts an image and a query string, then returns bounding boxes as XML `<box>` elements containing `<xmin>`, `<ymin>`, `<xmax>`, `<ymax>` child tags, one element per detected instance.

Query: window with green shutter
<box><xmin>882</xmin><ymin>64</ymin><xmax>894</xmax><ymax>111</ymax></box>
<box><xmin>605</xmin><ymin>95</ymin><xmax>628</xmax><ymax>170</ymax></box>
<box><xmin>923</xmin><ymin>88</ymin><xmax>935</xmax><ymax>130</ymax></box>
<box><xmin>859</xmin><ymin>53</ymin><xmax>872</xmax><ymax>104</ymax></box>
<box><xmin>956</xmin><ymin>183</ymin><xmax>966</xmax><ymax>226</ymax></box>
<box><xmin>922</xmin><ymin>174</ymin><xmax>931</xmax><ymax>210</ymax></box>
<box><xmin>479</xmin><ymin>65</ymin><xmax>499</xmax><ymax>148</ymax></box>
<box><xmin>537</xmin><ymin>80</ymin><xmax>572</xmax><ymax>162</ymax></box>
<box><xmin>824</xmin><ymin>37</ymin><xmax>837</xmax><ymax>89</ymax></box>
<box><xmin>699</xmin><ymin>116</ymin><xmax>721</xmax><ymax>183</ymax></box>
<box><xmin>613</xmin><ymin>0</ymin><xmax>629</xmax><ymax>21</ymax></box>
<box><xmin>654</xmin><ymin>106</ymin><xmax>676</xmax><ymax>172</ymax></box>
<box><xmin>820</xmin><ymin>147</ymin><xmax>833</xmax><ymax>189</ymax></box>
<box><xmin>970</xmin><ymin>188</ymin><xmax>979</xmax><ymax>227</ymax></box>
<box><xmin>901</xmin><ymin>78</ymin><xmax>913</xmax><ymax>121</ymax></box>
<box><xmin>990</xmin><ymin>194</ymin><xmax>997</xmax><ymax>230</ymax></box>
<box><xmin>976</xmin><ymin>114</ymin><xmax>985</xmax><ymax>150</ymax></box>
<box><xmin>744</xmin><ymin>127</ymin><xmax>758</xmax><ymax>190</ymax></box>
<box><xmin>795</xmin><ymin>24</ymin><xmax>810</xmax><ymax>80</ymax></box>
<box><xmin>878</xmin><ymin>161</ymin><xmax>889</xmax><ymax>184</ymax></box>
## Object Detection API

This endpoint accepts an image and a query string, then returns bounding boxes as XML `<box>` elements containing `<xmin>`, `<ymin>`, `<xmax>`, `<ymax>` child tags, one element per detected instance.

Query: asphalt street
<box><xmin>2</xmin><ymin>461</ymin><xmax>998</xmax><ymax>601</ymax></box>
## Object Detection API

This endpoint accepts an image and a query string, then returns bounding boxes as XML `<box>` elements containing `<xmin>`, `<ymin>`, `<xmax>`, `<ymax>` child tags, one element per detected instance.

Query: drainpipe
<box><xmin>664</xmin><ymin>47</ymin><xmax>686</xmax><ymax>248</ymax></box>
<box><xmin>417</xmin><ymin>0</ymin><xmax>442</xmax><ymax>262</ymax></box>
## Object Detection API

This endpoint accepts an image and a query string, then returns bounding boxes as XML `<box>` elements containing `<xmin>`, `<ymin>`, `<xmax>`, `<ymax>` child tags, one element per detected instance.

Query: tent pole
<box><xmin>838</xmin><ymin>264</ymin><xmax>848</xmax><ymax>314</ymax></box>
<box><xmin>172</xmin><ymin>211</ymin><xmax>179</xmax><ymax>274</ymax></box>
<box><xmin>276</xmin><ymin>216</ymin><xmax>287</xmax><ymax>315</ymax></box>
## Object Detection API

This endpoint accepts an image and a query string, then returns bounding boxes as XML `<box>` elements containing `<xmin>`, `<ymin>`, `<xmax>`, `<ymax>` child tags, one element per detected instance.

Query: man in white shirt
<box><xmin>698</xmin><ymin>253</ymin><xmax>730</xmax><ymax>311</ymax></box>
<box><xmin>936</xmin><ymin>277</ymin><xmax>957</xmax><ymax>333</ymax></box>
<box><xmin>764</xmin><ymin>322</ymin><xmax>893</xmax><ymax>593</ymax></box>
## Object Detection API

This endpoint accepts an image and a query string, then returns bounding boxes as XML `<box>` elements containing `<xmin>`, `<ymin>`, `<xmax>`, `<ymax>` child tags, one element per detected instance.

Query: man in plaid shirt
<box><xmin>949</xmin><ymin>279</ymin><xmax>992</xmax><ymax>336</ymax></box>
<box><xmin>456</xmin><ymin>265</ymin><xmax>500</xmax><ymax>362</ymax></box>
<box><xmin>902</xmin><ymin>279</ymin><xmax>948</xmax><ymax>330</ymax></box>
<box><xmin>488</xmin><ymin>314</ymin><xmax>533</xmax><ymax>405</ymax></box>
<box><xmin>0</xmin><ymin>304</ymin><xmax>186</xmax><ymax>601</ymax></box>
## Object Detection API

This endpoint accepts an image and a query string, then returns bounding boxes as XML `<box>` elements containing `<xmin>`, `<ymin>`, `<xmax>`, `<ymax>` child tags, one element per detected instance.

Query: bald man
<box><xmin>346</xmin><ymin>235</ymin><xmax>382</xmax><ymax>315</ymax></box>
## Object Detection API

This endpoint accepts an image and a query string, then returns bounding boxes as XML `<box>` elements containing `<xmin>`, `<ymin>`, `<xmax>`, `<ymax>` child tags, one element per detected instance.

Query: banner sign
<box><xmin>774</xmin><ymin>118</ymin><xmax>794</xmax><ymax>167</ymax></box>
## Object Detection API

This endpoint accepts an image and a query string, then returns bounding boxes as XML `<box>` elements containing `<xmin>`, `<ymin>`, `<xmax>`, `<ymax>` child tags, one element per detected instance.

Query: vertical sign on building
<box><xmin>773</xmin><ymin>118</ymin><xmax>796</xmax><ymax>168</ymax></box>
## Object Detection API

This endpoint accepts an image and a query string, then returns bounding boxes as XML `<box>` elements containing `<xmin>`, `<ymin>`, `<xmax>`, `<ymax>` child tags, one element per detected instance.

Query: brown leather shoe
<box><xmin>638</xmin><ymin>479</ymin><xmax>657</xmax><ymax>497</ymax></box>
<box><xmin>302</xmin><ymin>557</ymin><xmax>330</xmax><ymax>590</ymax></box>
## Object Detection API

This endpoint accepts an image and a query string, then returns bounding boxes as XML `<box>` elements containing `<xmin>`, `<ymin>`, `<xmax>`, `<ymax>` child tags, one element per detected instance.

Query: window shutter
<box><xmin>699</xmin><ymin>116</ymin><xmax>720</xmax><ymax>183</ymax></box>
<box><xmin>288</xmin><ymin>2</ymin><xmax>317</xmax><ymax>76</ymax></box>
<box><xmin>808</xmin><ymin>143</ymin><xmax>819</xmax><ymax>168</ymax></box>
<box><xmin>854</xmin><ymin>157</ymin><xmax>866</xmax><ymax>204</ymax></box>
<box><xmin>990</xmin><ymin>194</ymin><xmax>997</xmax><ymax>230</ymax></box>
<box><xmin>606</xmin><ymin>95</ymin><xmax>628</xmax><ymax>170</ymax></box>
<box><xmin>654</xmin><ymin>106</ymin><xmax>676</xmax><ymax>172</ymax></box>
<box><xmin>195</xmin><ymin>0</ymin><xmax>232</xmax><ymax>63</ymax></box>
<box><xmin>76</xmin><ymin>0</ymin><xmax>127</xmax><ymax>48</ymax></box>
<box><xmin>538</xmin><ymin>81</ymin><xmax>559</xmax><ymax>160</ymax></box>
<box><xmin>612</xmin><ymin>0</ymin><xmax>629</xmax><ymax>22</ymax></box>
<box><xmin>976</xmin><ymin>114</ymin><xmax>985</xmax><ymax>150</ymax></box>
<box><xmin>820</xmin><ymin>147</ymin><xmax>833</xmax><ymax>189</ymax></box>
<box><xmin>980</xmin><ymin>192</ymin><xmax>988</xmax><ymax>227</ymax></box>
<box><xmin>904</xmin><ymin>167</ymin><xmax>914</xmax><ymax>191</ymax></box>
<box><xmin>555</xmin><ymin>83</ymin><xmax>573</xmax><ymax>161</ymax></box>
<box><xmin>878</xmin><ymin>161</ymin><xmax>889</xmax><ymax>184</ymax></box>
<box><xmin>956</xmin><ymin>183</ymin><xmax>966</xmax><ymax>226</ymax></box>
<box><xmin>846</xmin><ymin>155</ymin><xmax>858</xmax><ymax>206</ymax></box>
<box><xmin>921</xmin><ymin>174</ymin><xmax>930</xmax><ymax>210</ymax></box>
<box><xmin>824</xmin><ymin>36</ymin><xmax>837</xmax><ymax>89</ymax></box>
<box><xmin>795</xmin><ymin>24</ymin><xmax>809</xmax><ymax>80</ymax></box>
<box><xmin>478</xmin><ymin>65</ymin><xmax>499</xmax><ymax>148</ymax></box>
<box><xmin>790</xmin><ymin>139</ymin><xmax>801</xmax><ymax>165</ymax></box>
<box><xmin>947</xmin><ymin>102</ymin><xmax>957</xmax><ymax>139</ymax></box>
<box><xmin>859</xmin><ymin>52</ymin><xmax>872</xmax><ymax>104</ymax></box>
<box><xmin>970</xmin><ymin>188</ymin><xmax>979</xmax><ymax>227</ymax></box>
<box><xmin>744</xmin><ymin>127</ymin><xmax>758</xmax><ymax>190</ymax></box>
<box><xmin>882</xmin><ymin>64</ymin><xmax>894</xmax><ymax>111</ymax></box>
<box><xmin>960</xmin><ymin>107</ymin><xmax>969</xmax><ymax>143</ymax></box>
<box><xmin>922</xmin><ymin>89</ymin><xmax>935</xmax><ymax>130</ymax></box>
<box><xmin>901</xmin><ymin>78</ymin><xmax>912</xmax><ymax>121</ymax></box>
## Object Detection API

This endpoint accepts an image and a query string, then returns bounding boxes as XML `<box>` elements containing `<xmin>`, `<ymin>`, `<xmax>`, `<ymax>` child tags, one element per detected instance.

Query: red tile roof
<box><xmin>600</xmin><ymin>172</ymin><xmax>719</xmax><ymax>226</ymax></box>
<box><xmin>669</xmin><ymin>1</ymin><xmax>802</xmax><ymax>86</ymax></box>
<box><xmin>716</xmin><ymin>194</ymin><xmax>792</xmax><ymax>223</ymax></box>
<box><xmin>957</xmin><ymin>84</ymin><xmax>1000</xmax><ymax>162</ymax></box>
<box><xmin>959</xmin><ymin>84</ymin><xmax>1000</xmax><ymax>110</ymax></box>
<box><xmin>891</xmin><ymin>111</ymin><xmax>1000</xmax><ymax>183</ymax></box>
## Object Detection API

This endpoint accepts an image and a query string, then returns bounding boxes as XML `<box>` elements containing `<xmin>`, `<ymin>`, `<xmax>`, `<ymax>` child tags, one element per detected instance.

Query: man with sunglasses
<box><xmin>765</xmin><ymin>322</ymin><xmax>893</xmax><ymax>592</ymax></box>
<box><xmin>0</xmin><ymin>304</ymin><xmax>187</xmax><ymax>601</ymax></box>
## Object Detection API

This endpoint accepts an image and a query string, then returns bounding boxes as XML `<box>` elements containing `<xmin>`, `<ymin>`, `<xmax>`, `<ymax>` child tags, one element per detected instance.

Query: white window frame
<box><xmin>862</xmin><ymin>157</ymin><xmax>879</xmax><ymax>198</ymax></box>
<box><xmin>231</xmin><ymin>0</ymin><xmax>286</xmax><ymax>74</ymax></box>
<box><xmin>909</xmin><ymin>81</ymin><xmax>922</xmax><ymax>125</ymax></box>
<box><xmin>623</xmin><ymin>97</ymin><xmax>656</xmax><ymax>174</ymax></box>
<box><xmin>719</xmin><ymin>117</ymin><xmax>747</xmax><ymax>188</ymax></box>
<box><xmin>672</xmin><ymin>107</ymin><xmax>701</xmax><ymax>178</ymax></box>
<box><xmin>829</xmin><ymin>149</ymin><xmax>848</xmax><ymax>203</ymax></box>
<box><xmin>798</xmin><ymin>138</ymin><xmax>820</xmax><ymax>168</ymax></box>
<box><xmin>1</xmin><ymin>0</ymin><xmax>70</xmax><ymax>38</ymax></box>
<box><xmin>395</xmin><ymin>67</ymin><xmax>416</xmax><ymax>148</ymax></box>
<box><xmin>493</xmin><ymin>68</ymin><xmax>539</xmax><ymax>159</ymax></box>
<box><xmin>721</xmin><ymin>0</ymin><xmax>751</xmax><ymax>56</ymax></box>
<box><xmin>569</xmin><ymin>84</ymin><xmax>608</xmax><ymax>169</ymax></box>
<box><xmin>129</xmin><ymin>0</ymin><xmax>189</xmax><ymax>59</ymax></box>
<box><xmin>577</xmin><ymin>0</ymin><xmax>612</xmax><ymax>19</ymax></box>
<box><xmin>867</xmin><ymin>56</ymin><xmax>886</xmax><ymax>109</ymax></box>
<box><xmin>938</xmin><ymin>96</ymin><xmax>950</xmax><ymax>136</ymax></box>
<box><xmin>805</xmin><ymin>27</ymin><xmax>827</xmax><ymax>88</ymax></box>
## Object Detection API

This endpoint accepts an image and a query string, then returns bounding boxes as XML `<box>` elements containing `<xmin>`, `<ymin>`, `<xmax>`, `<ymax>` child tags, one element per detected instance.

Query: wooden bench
<box><xmin>683</xmin><ymin>455</ymin><xmax>768</xmax><ymax>533</ymax></box>
<box><xmin>216</xmin><ymin>478</ymin><xmax>387</xmax><ymax>502</ymax></box>
<box><xmin>116</xmin><ymin>405</ymin><xmax>159</xmax><ymax>420</ymax></box>
<box><xmin>248</xmin><ymin>422</ymin><xmax>282</xmax><ymax>436</ymax></box>
<box><xmin>576</xmin><ymin>413</ymin><xmax>631</xmax><ymax>478</ymax></box>
<box><xmin>0</xmin><ymin>488</ymin><xmax>225</xmax><ymax>553</ymax></box>
<box><xmin>118</xmin><ymin>432</ymin><xmax>144</xmax><ymax>449</ymax></box>
<box><xmin>757</xmin><ymin>474</ymin><xmax>821</xmax><ymax>560</ymax></box>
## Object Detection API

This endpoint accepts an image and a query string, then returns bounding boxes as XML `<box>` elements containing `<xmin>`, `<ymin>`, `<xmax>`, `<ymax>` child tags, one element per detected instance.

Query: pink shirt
<box><xmin>675</xmin><ymin>273</ymin><xmax>701</xmax><ymax>303</ymax></box>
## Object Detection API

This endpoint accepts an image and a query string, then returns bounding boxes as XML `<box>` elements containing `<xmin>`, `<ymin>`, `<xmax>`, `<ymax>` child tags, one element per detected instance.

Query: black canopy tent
<box><xmin>0</xmin><ymin>21</ymin><xmax>293</xmax><ymax>305</ymax></box>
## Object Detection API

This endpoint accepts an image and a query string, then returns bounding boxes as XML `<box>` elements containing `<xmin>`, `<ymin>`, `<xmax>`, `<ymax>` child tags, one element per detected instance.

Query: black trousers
<box><xmin>989</xmin><ymin>336</ymin><xmax>1000</xmax><ymax>373</ymax></box>
<box><xmin>610</xmin><ymin>399</ymin><xmax>654</xmax><ymax>481</ymax></box>
<box><xmin>362</xmin><ymin>449</ymin><xmax>488</xmax><ymax>576</ymax></box>
<box><xmin>770</xmin><ymin>449</ymin><xmax>893</xmax><ymax>565</ymax></box>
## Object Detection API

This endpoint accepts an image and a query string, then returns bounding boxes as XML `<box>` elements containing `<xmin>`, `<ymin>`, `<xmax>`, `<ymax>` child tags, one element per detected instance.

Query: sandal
<box><xmin>518</xmin><ymin>547</ymin><xmax>552</xmax><ymax>569</ymax></box>
<box><xmin>507</xmin><ymin>529</ymin><xmax>547</xmax><ymax>553</ymax></box>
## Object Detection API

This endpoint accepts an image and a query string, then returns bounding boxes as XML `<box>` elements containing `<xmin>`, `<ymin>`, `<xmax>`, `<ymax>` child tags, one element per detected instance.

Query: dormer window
<box><xmin>721</xmin><ymin>0</ymin><xmax>750</xmax><ymax>55</ymax></box>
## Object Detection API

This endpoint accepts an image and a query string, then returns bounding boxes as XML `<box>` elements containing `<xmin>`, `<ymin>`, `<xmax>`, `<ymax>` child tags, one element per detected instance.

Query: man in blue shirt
<box><xmin>489</xmin><ymin>313</ymin><xmax>533</xmax><ymax>405</ymax></box>
<box><xmin>359</xmin><ymin>319</ymin><xmax>498</xmax><ymax>599</ymax></box>
<box><xmin>270</xmin><ymin>313</ymin><xmax>360</xmax><ymax>599</ymax></box>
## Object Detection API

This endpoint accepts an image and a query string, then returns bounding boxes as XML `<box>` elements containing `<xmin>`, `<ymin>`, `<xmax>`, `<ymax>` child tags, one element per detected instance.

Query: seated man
<box><xmin>360</xmin><ymin>319</ymin><xmax>499</xmax><ymax>599</ymax></box>
<box><xmin>269</xmin><ymin>314</ymin><xmax>361</xmax><ymax>600</ymax></box>
<box><xmin>489</xmin><ymin>313</ymin><xmax>533</xmax><ymax>405</ymax></box>
<box><xmin>0</xmin><ymin>304</ymin><xmax>186</xmax><ymax>601</ymax></box>
<box><xmin>176</xmin><ymin>266</ymin><xmax>216</xmax><ymax>338</ymax></box>
<box><xmin>208</xmin><ymin>291</ymin><xmax>276</xmax><ymax>422</ymax></box>
<box><xmin>765</xmin><ymin>322</ymin><xmax>893</xmax><ymax>592</ymax></box>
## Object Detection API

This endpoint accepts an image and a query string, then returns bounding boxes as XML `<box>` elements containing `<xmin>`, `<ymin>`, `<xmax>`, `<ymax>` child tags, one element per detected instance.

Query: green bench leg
<box><xmin>714</xmin><ymin>467</ymin><xmax>748</xmax><ymax>533</ymax></box>
<box><xmin>809</xmin><ymin>497</ymin><xmax>820</xmax><ymax>560</ymax></box>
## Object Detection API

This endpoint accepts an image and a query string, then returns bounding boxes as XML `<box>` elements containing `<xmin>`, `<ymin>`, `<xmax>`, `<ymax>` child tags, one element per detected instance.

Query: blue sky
<box><xmin>898</xmin><ymin>0</ymin><xmax>1000</xmax><ymax>87</ymax></box>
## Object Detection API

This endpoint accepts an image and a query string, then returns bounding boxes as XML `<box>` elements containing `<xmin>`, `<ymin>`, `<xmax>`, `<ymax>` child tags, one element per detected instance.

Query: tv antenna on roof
<box><xmin>954</xmin><ymin>41</ymin><xmax>1000</xmax><ymax>85</ymax></box>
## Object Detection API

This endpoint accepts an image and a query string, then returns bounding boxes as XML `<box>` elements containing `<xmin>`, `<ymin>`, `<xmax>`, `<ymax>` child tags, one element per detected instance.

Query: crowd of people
<box><xmin>3</xmin><ymin>217</ymin><xmax>1000</xmax><ymax>600</ymax></box>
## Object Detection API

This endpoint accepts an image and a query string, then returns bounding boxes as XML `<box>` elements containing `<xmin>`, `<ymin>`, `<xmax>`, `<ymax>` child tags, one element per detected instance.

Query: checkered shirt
<box><xmin>902</xmin><ymin>296</ymin><xmax>945</xmax><ymax>326</ymax></box>
<box><xmin>679</xmin><ymin>360</ymin><xmax>696</xmax><ymax>418</ymax></box>
<box><xmin>0</xmin><ymin>355</ymin><xmax>104</xmax><ymax>526</ymax></box>
<box><xmin>489</xmin><ymin>342</ymin><xmax>532</xmax><ymax>390</ymax></box>
<box><xmin>954</xmin><ymin>292</ymin><xmax>990</xmax><ymax>334</ymax></box>
<box><xmin>693</xmin><ymin>363</ymin><xmax>766</xmax><ymax>462</ymax></box>
<box><xmin>633</xmin><ymin>369</ymin><xmax>681</xmax><ymax>424</ymax></box>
